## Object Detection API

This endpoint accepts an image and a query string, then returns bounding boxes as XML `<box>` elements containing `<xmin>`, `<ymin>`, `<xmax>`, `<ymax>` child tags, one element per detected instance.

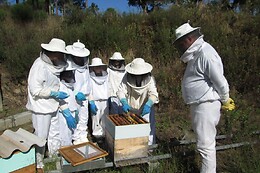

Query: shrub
<box><xmin>33</xmin><ymin>10</ymin><xmax>48</xmax><ymax>22</ymax></box>
<box><xmin>10</xmin><ymin>4</ymin><xmax>33</xmax><ymax>22</ymax></box>
<box><xmin>63</xmin><ymin>5</ymin><xmax>85</xmax><ymax>25</ymax></box>
<box><xmin>0</xmin><ymin>8</ymin><xmax>7</xmax><ymax>21</ymax></box>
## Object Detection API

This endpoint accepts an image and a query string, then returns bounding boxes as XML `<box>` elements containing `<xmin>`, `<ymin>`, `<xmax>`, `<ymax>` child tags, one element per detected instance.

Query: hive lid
<box><xmin>0</xmin><ymin>128</ymin><xmax>46</xmax><ymax>158</ymax></box>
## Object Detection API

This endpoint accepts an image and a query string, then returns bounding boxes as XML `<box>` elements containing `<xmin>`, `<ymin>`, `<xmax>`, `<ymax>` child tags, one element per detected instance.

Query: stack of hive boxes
<box><xmin>105</xmin><ymin>113</ymin><xmax>150</xmax><ymax>163</ymax></box>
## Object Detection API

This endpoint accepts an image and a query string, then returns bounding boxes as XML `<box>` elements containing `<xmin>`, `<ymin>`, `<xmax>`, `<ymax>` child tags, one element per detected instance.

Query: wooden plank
<box><xmin>10</xmin><ymin>164</ymin><xmax>35</xmax><ymax>173</ymax></box>
<box><xmin>114</xmin><ymin>154</ymin><xmax>172</xmax><ymax>167</ymax></box>
<box><xmin>105</xmin><ymin>129</ymin><xmax>148</xmax><ymax>162</ymax></box>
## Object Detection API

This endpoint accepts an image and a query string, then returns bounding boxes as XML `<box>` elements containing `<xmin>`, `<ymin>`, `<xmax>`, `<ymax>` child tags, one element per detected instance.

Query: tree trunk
<box><xmin>45</xmin><ymin>0</ymin><xmax>50</xmax><ymax>14</ymax></box>
<box><xmin>55</xmin><ymin>0</ymin><xmax>58</xmax><ymax>16</ymax></box>
<box><xmin>85</xmin><ymin>0</ymin><xmax>88</xmax><ymax>8</ymax></box>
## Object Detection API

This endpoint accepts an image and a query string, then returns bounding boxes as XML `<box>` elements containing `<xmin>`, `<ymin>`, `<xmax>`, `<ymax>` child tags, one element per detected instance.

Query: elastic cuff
<box><xmin>60</xmin><ymin>104</ymin><xmax>69</xmax><ymax>110</ymax></box>
<box><xmin>220</xmin><ymin>94</ymin><xmax>229</xmax><ymax>104</ymax></box>
<box><xmin>149</xmin><ymin>95</ymin><xmax>158</xmax><ymax>104</ymax></box>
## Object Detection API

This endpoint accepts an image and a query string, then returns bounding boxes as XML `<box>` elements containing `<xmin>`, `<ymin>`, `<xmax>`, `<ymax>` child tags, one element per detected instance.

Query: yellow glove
<box><xmin>222</xmin><ymin>98</ymin><xmax>235</xmax><ymax>111</ymax></box>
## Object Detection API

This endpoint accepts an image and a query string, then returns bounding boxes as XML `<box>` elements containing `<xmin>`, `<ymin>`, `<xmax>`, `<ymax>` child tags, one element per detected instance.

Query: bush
<box><xmin>63</xmin><ymin>5</ymin><xmax>85</xmax><ymax>25</ymax></box>
<box><xmin>0</xmin><ymin>8</ymin><xmax>7</xmax><ymax>21</ymax></box>
<box><xmin>11</xmin><ymin>4</ymin><xmax>33</xmax><ymax>22</ymax></box>
<box><xmin>33</xmin><ymin>10</ymin><xmax>48</xmax><ymax>22</ymax></box>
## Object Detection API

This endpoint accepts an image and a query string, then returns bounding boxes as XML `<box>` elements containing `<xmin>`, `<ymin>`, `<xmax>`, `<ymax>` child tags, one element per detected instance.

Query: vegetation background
<box><xmin>0</xmin><ymin>0</ymin><xmax>259</xmax><ymax>172</ymax></box>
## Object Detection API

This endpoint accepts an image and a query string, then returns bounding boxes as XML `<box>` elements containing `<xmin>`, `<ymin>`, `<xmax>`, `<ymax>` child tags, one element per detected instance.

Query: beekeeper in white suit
<box><xmin>108</xmin><ymin>52</ymin><xmax>126</xmax><ymax>114</ymax></box>
<box><xmin>89</xmin><ymin>57</ymin><xmax>109</xmax><ymax>142</ymax></box>
<box><xmin>26</xmin><ymin>38</ymin><xmax>68</xmax><ymax>171</ymax></box>
<box><xmin>48</xmin><ymin>59</ymin><xmax>78</xmax><ymax>156</ymax></box>
<box><xmin>173</xmin><ymin>22</ymin><xmax>235</xmax><ymax>173</ymax></box>
<box><xmin>66</xmin><ymin>40</ymin><xmax>92</xmax><ymax>145</ymax></box>
<box><xmin>117</xmin><ymin>58</ymin><xmax>159</xmax><ymax>145</ymax></box>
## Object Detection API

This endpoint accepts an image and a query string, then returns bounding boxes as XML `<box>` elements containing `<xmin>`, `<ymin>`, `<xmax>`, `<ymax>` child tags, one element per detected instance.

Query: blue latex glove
<box><xmin>50</xmin><ymin>91</ymin><xmax>69</xmax><ymax>99</ymax></box>
<box><xmin>75</xmin><ymin>92</ymin><xmax>86</xmax><ymax>102</ymax></box>
<box><xmin>89</xmin><ymin>100</ymin><xmax>98</xmax><ymax>115</ymax></box>
<box><xmin>62</xmin><ymin>108</ymin><xmax>76</xmax><ymax>129</ymax></box>
<box><xmin>120</xmin><ymin>98</ymin><xmax>130</xmax><ymax>113</ymax></box>
<box><xmin>75</xmin><ymin>109</ymin><xmax>79</xmax><ymax>124</ymax></box>
<box><xmin>141</xmin><ymin>99</ymin><xmax>153</xmax><ymax>116</ymax></box>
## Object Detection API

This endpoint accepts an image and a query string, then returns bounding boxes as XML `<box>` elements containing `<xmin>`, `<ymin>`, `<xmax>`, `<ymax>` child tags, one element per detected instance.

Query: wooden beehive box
<box><xmin>105</xmin><ymin>114</ymin><xmax>150</xmax><ymax>162</ymax></box>
<box><xmin>0</xmin><ymin>128</ymin><xmax>46</xmax><ymax>173</ymax></box>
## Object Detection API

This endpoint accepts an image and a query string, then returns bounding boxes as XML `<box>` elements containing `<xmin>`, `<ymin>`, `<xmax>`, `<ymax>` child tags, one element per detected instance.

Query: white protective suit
<box><xmin>181</xmin><ymin>36</ymin><xmax>229</xmax><ymax>173</ymax></box>
<box><xmin>48</xmin><ymin>80</ymin><xmax>79</xmax><ymax>155</ymax></box>
<box><xmin>89</xmin><ymin>71</ymin><xmax>109</xmax><ymax>137</ymax></box>
<box><xmin>26</xmin><ymin>54</ymin><xmax>65</xmax><ymax>168</ymax></box>
<box><xmin>72</xmin><ymin>66</ymin><xmax>92</xmax><ymax>143</ymax></box>
<box><xmin>117</xmin><ymin>74</ymin><xmax>159</xmax><ymax>145</ymax></box>
<box><xmin>108</xmin><ymin>68</ymin><xmax>126</xmax><ymax>114</ymax></box>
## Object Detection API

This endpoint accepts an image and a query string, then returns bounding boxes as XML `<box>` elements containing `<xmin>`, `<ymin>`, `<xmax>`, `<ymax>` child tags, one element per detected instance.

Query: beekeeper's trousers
<box><xmin>190</xmin><ymin>100</ymin><xmax>221</xmax><ymax>173</ymax></box>
<box><xmin>142</xmin><ymin>107</ymin><xmax>156</xmax><ymax>146</ymax></box>
<box><xmin>32</xmin><ymin>112</ymin><xmax>56</xmax><ymax>169</ymax></box>
<box><xmin>91</xmin><ymin>100</ymin><xmax>108</xmax><ymax>137</ymax></box>
<box><xmin>73</xmin><ymin>100</ymin><xmax>89</xmax><ymax>143</ymax></box>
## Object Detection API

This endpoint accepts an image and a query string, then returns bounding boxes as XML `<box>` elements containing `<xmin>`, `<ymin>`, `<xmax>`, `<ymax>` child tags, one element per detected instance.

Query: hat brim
<box><xmin>89</xmin><ymin>64</ymin><xmax>107</xmax><ymax>67</ymax></box>
<box><xmin>125</xmin><ymin>63</ymin><xmax>153</xmax><ymax>75</ymax></box>
<box><xmin>41</xmin><ymin>44</ymin><xmax>68</xmax><ymax>54</ymax></box>
<box><xmin>173</xmin><ymin>27</ymin><xmax>200</xmax><ymax>44</ymax></box>
<box><xmin>66</xmin><ymin>45</ymin><xmax>90</xmax><ymax>57</ymax></box>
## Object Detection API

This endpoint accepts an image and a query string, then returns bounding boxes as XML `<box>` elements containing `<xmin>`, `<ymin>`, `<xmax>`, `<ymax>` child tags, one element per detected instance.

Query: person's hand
<box><xmin>120</xmin><ymin>98</ymin><xmax>130</xmax><ymax>113</ymax></box>
<box><xmin>89</xmin><ymin>100</ymin><xmax>98</xmax><ymax>115</ymax></box>
<box><xmin>62</xmin><ymin>108</ymin><xmax>76</xmax><ymax>129</ymax></box>
<box><xmin>141</xmin><ymin>99</ymin><xmax>153</xmax><ymax>116</ymax></box>
<box><xmin>222</xmin><ymin>98</ymin><xmax>235</xmax><ymax>111</ymax></box>
<box><xmin>50</xmin><ymin>91</ymin><xmax>69</xmax><ymax>99</ymax></box>
<box><xmin>75</xmin><ymin>92</ymin><xmax>86</xmax><ymax>102</ymax></box>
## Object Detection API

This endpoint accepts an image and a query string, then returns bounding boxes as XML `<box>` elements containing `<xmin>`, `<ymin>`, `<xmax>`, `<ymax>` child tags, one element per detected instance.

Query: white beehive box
<box><xmin>0</xmin><ymin>128</ymin><xmax>46</xmax><ymax>173</ymax></box>
<box><xmin>105</xmin><ymin>114</ymin><xmax>150</xmax><ymax>162</ymax></box>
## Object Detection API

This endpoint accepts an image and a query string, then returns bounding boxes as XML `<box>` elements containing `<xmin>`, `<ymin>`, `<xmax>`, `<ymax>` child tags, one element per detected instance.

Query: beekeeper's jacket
<box><xmin>74</xmin><ymin>66</ymin><xmax>92</xmax><ymax>97</ymax></box>
<box><xmin>26</xmin><ymin>54</ymin><xmax>64</xmax><ymax>114</ymax></box>
<box><xmin>108</xmin><ymin>68</ymin><xmax>126</xmax><ymax>97</ymax></box>
<box><xmin>181</xmin><ymin>36</ymin><xmax>229</xmax><ymax>105</ymax></box>
<box><xmin>90</xmin><ymin>71</ymin><xmax>109</xmax><ymax>100</ymax></box>
<box><xmin>117</xmin><ymin>74</ymin><xmax>159</xmax><ymax>114</ymax></box>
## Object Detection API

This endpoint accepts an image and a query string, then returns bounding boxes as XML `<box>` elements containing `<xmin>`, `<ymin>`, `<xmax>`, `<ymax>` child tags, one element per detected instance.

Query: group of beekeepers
<box><xmin>26</xmin><ymin>21</ymin><xmax>235</xmax><ymax>173</ymax></box>
<box><xmin>26</xmin><ymin>38</ymin><xmax>159</xmax><ymax>172</ymax></box>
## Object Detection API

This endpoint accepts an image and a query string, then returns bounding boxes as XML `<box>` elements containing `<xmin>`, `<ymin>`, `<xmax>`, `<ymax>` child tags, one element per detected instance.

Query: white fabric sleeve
<box><xmin>148</xmin><ymin>77</ymin><xmax>159</xmax><ymax>104</ymax></box>
<box><xmin>116</xmin><ymin>75</ymin><xmax>128</xmax><ymax>100</ymax></box>
<box><xmin>28</xmin><ymin>65</ymin><xmax>53</xmax><ymax>99</ymax></box>
<box><xmin>204</xmin><ymin>53</ymin><xmax>229</xmax><ymax>103</ymax></box>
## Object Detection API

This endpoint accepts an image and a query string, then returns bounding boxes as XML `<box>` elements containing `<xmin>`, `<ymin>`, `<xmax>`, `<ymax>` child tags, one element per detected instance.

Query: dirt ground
<box><xmin>0</xmin><ymin>68</ymin><xmax>28</xmax><ymax>119</ymax></box>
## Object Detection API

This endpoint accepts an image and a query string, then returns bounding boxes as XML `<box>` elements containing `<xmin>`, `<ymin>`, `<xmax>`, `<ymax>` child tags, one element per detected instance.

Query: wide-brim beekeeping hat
<box><xmin>41</xmin><ymin>38</ymin><xmax>68</xmax><ymax>53</ymax></box>
<box><xmin>66</xmin><ymin>40</ymin><xmax>90</xmax><ymax>57</ymax></box>
<box><xmin>125</xmin><ymin>58</ymin><xmax>152</xmax><ymax>75</ymax></box>
<box><xmin>174</xmin><ymin>22</ymin><xmax>200</xmax><ymax>43</ymax></box>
